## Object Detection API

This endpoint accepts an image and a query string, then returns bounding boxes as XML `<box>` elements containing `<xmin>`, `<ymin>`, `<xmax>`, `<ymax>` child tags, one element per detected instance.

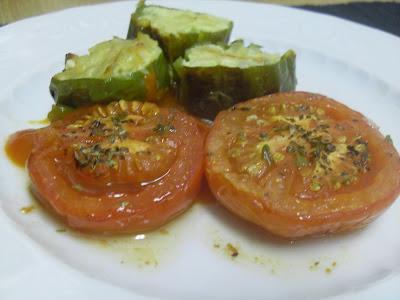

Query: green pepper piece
<box><xmin>50</xmin><ymin>33</ymin><xmax>170</xmax><ymax>107</ymax></box>
<box><xmin>47</xmin><ymin>104</ymin><xmax>74</xmax><ymax>122</ymax></box>
<box><xmin>173</xmin><ymin>40</ymin><xmax>297</xmax><ymax>119</ymax></box>
<box><xmin>261</xmin><ymin>144</ymin><xmax>274</xmax><ymax>167</ymax></box>
<box><xmin>127</xmin><ymin>0</ymin><xmax>233</xmax><ymax>62</ymax></box>
<box><xmin>286</xmin><ymin>141</ymin><xmax>309</xmax><ymax>168</ymax></box>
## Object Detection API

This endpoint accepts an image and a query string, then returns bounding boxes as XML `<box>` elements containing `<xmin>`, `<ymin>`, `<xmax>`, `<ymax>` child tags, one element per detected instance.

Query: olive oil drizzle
<box><xmin>231</xmin><ymin>103</ymin><xmax>372</xmax><ymax>192</ymax></box>
<box><xmin>66</xmin><ymin>100</ymin><xmax>164</xmax><ymax>172</ymax></box>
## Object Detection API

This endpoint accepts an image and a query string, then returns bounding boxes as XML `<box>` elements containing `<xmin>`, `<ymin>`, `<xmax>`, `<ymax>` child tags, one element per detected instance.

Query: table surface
<box><xmin>0</xmin><ymin>0</ymin><xmax>399</xmax><ymax>37</ymax></box>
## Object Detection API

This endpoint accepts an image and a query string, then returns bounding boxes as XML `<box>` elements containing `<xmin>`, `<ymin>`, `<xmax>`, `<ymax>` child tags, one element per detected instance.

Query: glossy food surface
<box><xmin>8</xmin><ymin>100</ymin><xmax>206</xmax><ymax>233</ymax></box>
<box><xmin>206</xmin><ymin>92</ymin><xmax>400</xmax><ymax>238</ymax></box>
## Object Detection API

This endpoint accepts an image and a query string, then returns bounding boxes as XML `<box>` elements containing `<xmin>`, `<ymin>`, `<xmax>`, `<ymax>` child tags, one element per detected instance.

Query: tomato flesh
<box><xmin>206</xmin><ymin>92</ymin><xmax>400</xmax><ymax>238</ymax></box>
<box><xmin>12</xmin><ymin>100</ymin><xmax>206</xmax><ymax>233</ymax></box>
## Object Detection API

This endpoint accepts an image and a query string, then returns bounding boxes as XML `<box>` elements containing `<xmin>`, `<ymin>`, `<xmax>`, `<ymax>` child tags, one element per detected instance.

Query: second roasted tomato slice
<box><xmin>26</xmin><ymin>100</ymin><xmax>206</xmax><ymax>233</ymax></box>
<box><xmin>206</xmin><ymin>92</ymin><xmax>400</xmax><ymax>239</ymax></box>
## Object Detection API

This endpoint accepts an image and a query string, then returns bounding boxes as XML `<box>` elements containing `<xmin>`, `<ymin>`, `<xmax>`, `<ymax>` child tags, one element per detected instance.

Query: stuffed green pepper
<box><xmin>50</xmin><ymin>33</ymin><xmax>170</xmax><ymax>107</ymax></box>
<box><xmin>173</xmin><ymin>40</ymin><xmax>297</xmax><ymax>119</ymax></box>
<box><xmin>127</xmin><ymin>0</ymin><xmax>233</xmax><ymax>61</ymax></box>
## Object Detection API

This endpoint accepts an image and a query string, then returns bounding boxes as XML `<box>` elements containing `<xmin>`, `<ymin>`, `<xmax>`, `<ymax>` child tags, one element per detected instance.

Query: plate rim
<box><xmin>1</xmin><ymin>1</ymin><xmax>400</xmax><ymax>300</ymax></box>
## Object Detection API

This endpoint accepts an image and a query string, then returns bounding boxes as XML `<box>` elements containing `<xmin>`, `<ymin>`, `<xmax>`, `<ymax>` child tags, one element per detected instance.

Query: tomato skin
<box><xmin>206</xmin><ymin>92</ymin><xmax>400</xmax><ymax>239</ymax></box>
<box><xmin>24</xmin><ymin>102</ymin><xmax>206</xmax><ymax>233</ymax></box>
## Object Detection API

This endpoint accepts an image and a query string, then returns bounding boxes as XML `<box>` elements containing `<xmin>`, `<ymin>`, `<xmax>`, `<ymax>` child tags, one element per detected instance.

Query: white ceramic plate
<box><xmin>1</xmin><ymin>1</ymin><xmax>400</xmax><ymax>299</ymax></box>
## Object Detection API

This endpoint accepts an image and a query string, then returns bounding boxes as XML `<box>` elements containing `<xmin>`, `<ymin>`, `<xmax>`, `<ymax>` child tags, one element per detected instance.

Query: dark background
<box><xmin>298</xmin><ymin>2</ymin><xmax>400</xmax><ymax>37</ymax></box>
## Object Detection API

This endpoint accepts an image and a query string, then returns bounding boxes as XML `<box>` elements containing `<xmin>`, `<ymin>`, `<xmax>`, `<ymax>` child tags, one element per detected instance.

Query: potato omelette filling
<box><xmin>226</xmin><ymin>103</ymin><xmax>371</xmax><ymax>196</ymax></box>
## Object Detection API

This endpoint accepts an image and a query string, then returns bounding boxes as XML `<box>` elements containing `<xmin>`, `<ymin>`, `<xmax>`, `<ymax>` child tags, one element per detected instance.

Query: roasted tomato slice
<box><xmin>11</xmin><ymin>100</ymin><xmax>206</xmax><ymax>233</ymax></box>
<box><xmin>206</xmin><ymin>92</ymin><xmax>400</xmax><ymax>239</ymax></box>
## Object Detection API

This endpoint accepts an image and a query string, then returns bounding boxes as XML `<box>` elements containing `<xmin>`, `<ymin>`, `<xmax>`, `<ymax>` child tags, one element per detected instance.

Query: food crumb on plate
<box><xmin>20</xmin><ymin>205</ymin><xmax>35</xmax><ymax>214</ymax></box>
